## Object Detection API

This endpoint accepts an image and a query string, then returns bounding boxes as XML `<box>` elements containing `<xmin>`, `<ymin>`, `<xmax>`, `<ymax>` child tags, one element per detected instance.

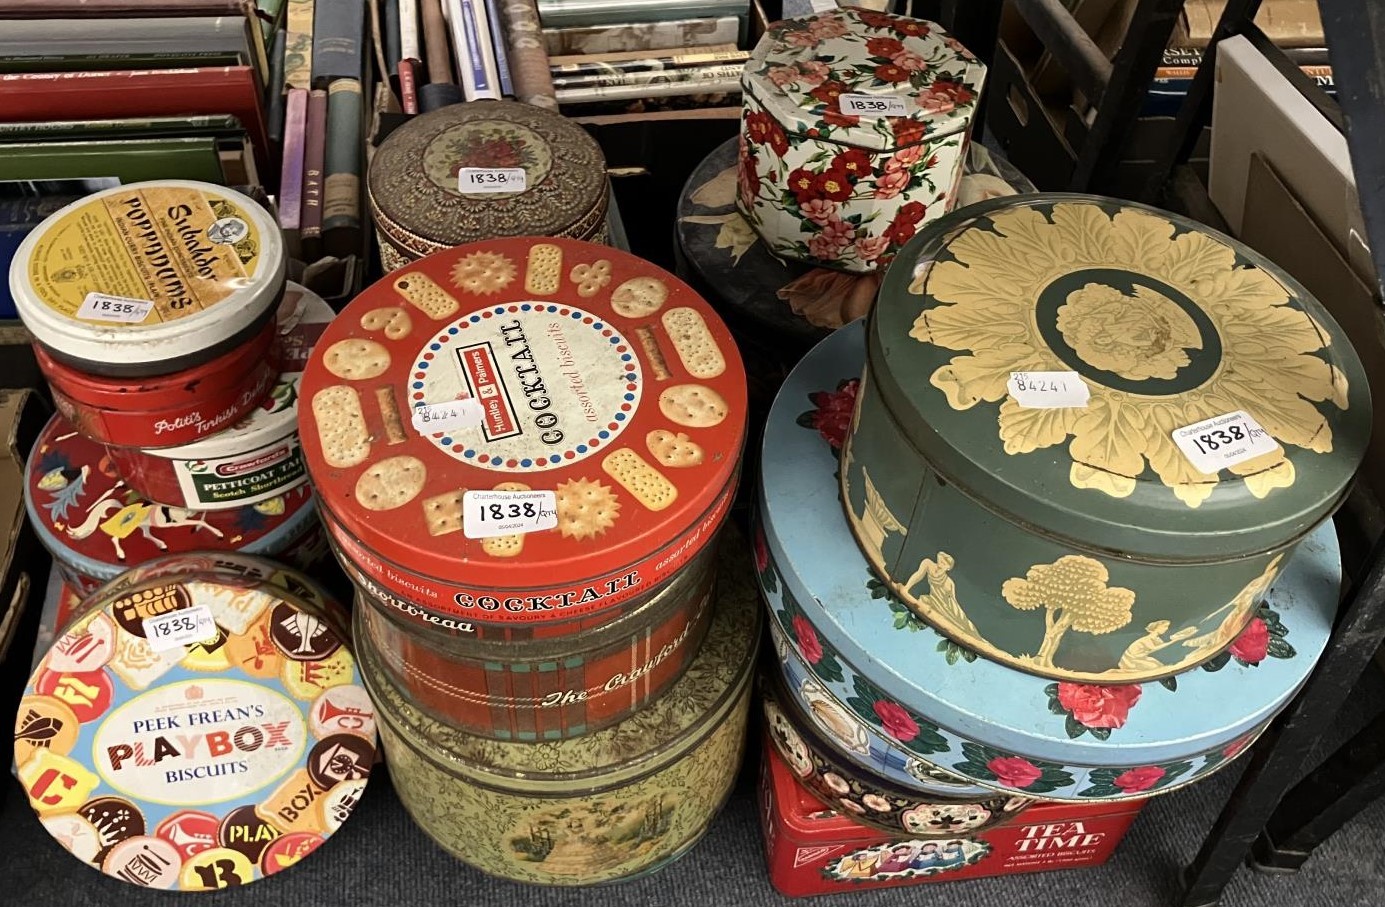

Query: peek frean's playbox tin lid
<box><xmin>742</xmin><ymin>7</ymin><xmax>985</xmax><ymax>153</ymax></box>
<box><xmin>15</xmin><ymin>561</ymin><xmax>374</xmax><ymax>890</ymax></box>
<box><xmin>299</xmin><ymin>237</ymin><xmax>746</xmax><ymax>627</ymax></box>
<box><xmin>10</xmin><ymin>180</ymin><xmax>285</xmax><ymax>378</ymax></box>
<box><xmin>757</xmin><ymin>321</ymin><xmax>1337</xmax><ymax>800</ymax></box>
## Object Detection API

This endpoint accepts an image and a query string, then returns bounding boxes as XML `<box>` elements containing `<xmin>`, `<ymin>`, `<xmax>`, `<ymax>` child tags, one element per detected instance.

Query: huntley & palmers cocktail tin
<box><xmin>759</xmin><ymin>321</ymin><xmax>1339</xmax><ymax>800</ymax></box>
<box><xmin>738</xmin><ymin>7</ymin><xmax>985</xmax><ymax>273</ymax></box>
<box><xmin>844</xmin><ymin>194</ymin><xmax>1368</xmax><ymax>682</ymax></box>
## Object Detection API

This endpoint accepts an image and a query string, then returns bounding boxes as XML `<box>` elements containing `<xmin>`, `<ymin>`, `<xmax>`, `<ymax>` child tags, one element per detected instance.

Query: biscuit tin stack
<box><xmin>368</xmin><ymin>101</ymin><xmax>610</xmax><ymax>272</ymax></box>
<box><xmin>759</xmin><ymin>318</ymin><xmax>1341</xmax><ymax>800</ymax></box>
<box><xmin>15</xmin><ymin>556</ymin><xmax>374</xmax><ymax>890</ymax></box>
<box><xmin>299</xmin><ymin>237</ymin><xmax>747</xmax><ymax>740</ymax></box>
<box><xmin>738</xmin><ymin>7</ymin><xmax>985</xmax><ymax>273</ymax></box>
<box><xmin>357</xmin><ymin>533</ymin><xmax>760</xmax><ymax>886</ymax></box>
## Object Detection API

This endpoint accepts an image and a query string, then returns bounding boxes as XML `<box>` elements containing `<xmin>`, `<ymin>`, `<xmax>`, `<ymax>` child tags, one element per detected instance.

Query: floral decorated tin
<box><xmin>759</xmin><ymin>745</ymin><xmax>1145</xmax><ymax>898</ymax></box>
<box><xmin>104</xmin><ymin>283</ymin><xmax>332</xmax><ymax>510</ymax></box>
<box><xmin>25</xmin><ymin>414</ymin><xmax>324</xmax><ymax>596</ymax></box>
<box><xmin>738</xmin><ymin>7</ymin><xmax>985</xmax><ymax>273</ymax></box>
<box><xmin>299</xmin><ymin>237</ymin><xmax>746</xmax><ymax>638</ymax></box>
<box><xmin>15</xmin><ymin>557</ymin><xmax>373</xmax><ymax>890</ymax></box>
<box><xmin>10</xmin><ymin>181</ymin><xmax>285</xmax><ymax>378</ymax></box>
<box><xmin>357</xmin><ymin>543</ymin><xmax>760</xmax><ymax>886</ymax></box>
<box><xmin>845</xmin><ymin>194</ymin><xmax>1369</xmax><ymax>682</ymax></box>
<box><xmin>368</xmin><ymin>100</ymin><xmax>609</xmax><ymax>270</ymax></box>
<box><xmin>758</xmin><ymin>320</ymin><xmax>1338</xmax><ymax>801</ymax></box>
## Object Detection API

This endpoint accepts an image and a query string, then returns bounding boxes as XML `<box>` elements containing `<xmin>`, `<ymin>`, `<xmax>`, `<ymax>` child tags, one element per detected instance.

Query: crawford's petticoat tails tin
<box><xmin>846</xmin><ymin>194</ymin><xmax>1368</xmax><ymax>682</ymax></box>
<box><xmin>357</xmin><ymin>541</ymin><xmax>761</xmax><ymax>886</ymax></box>
<box><xmin>368</xmin><ymin>100</ymin><xmax>609</xmax><ymax>271</ymax></box>
<box><xmin>25</xmin><ymin>414</ymin><xmax>324</xmax><ymax>595</ymax></box>
<box><xmin>299</xmin><ymin>237</ymin><xmax>746</xmax><ymax>636</ymax></box>
<box><xmin>758</xmin><ymin>321</ymin><xmax>1338</xmax><ymax>801</ymax></box>
<box><xmin>15</xmin><ymin>557</ymin><xmax>374</xmax><ymax>891</ymax></box>
<box><xmin>104</xmin><ymin>283</ymin><xmax>333</xmax><ymax>510</ymax></box>
<box><xmin>738</xmin><ymin>7</ymin><xmax>984</xmax><ymax>273</ymax></box>
<box><xmin>11</xmin><ymin>180</ymin><xmax>285</xmax><ymax>378</ymax></box>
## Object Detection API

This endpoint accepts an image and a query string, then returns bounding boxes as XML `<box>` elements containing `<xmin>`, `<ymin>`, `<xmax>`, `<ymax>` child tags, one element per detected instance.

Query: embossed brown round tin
<box><xmin>367</xmin><ymin>99</ymin><xmax>610</xmax><ymax>268</ymax></box>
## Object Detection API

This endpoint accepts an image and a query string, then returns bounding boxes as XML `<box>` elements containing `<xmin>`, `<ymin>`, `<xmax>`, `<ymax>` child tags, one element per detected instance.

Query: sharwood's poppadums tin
<box><xmin>15</xmin><ymin>556</ymin><xmax>374</xmax><ymax>891</ymax></box>
<box><xmin>25</xmin><ymin>414</ymin><xmax>324</xmax><ymax>596</ymax></box>
<box><xmin>845</xmin><ymin>194</ymin><xmax>1369</xmax><ymax>683</ymax></box>
<box><xmin>299</xmin><ymin>236</ymin><xmax>747</xmax><ymax>636</ymax></box>
<box><xmin>103</xmin><ymin>283</ymin><xmax>333</xmax><ymax>510</ymax></box>
<box><xmin>10</xmin><ymin>180</ymin><xmax>285</xmax><ymax>378</ymax></box>
<box><xmin>758</xmin><ymin>321</ymin><xmax>1339</xmax><ymax>801</ymax></box>
<box><xmin>357</xmin><ymin>542</ymin><xmax>760</xmax><ymax>886</ymax></box>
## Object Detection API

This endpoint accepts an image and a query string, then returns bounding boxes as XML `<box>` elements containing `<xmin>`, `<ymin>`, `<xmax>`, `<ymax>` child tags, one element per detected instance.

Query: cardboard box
<box><xmin>1174</xmin><ymin>0</ymin><xmax>1325</xmax><ymax>49</ymax></box>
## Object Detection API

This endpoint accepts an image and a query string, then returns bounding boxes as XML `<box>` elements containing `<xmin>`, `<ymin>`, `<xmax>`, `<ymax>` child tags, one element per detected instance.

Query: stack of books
<box><xmin>374</xmin><ymin>0</ymin><xmax>517</xmax><ymax>112</ymax></box>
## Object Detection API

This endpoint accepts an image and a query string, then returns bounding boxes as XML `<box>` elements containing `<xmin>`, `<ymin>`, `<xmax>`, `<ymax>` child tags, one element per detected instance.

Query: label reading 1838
<box><xmin>839</xmin><ymin>93</ymin><xmax>909</xmax><ymax>118</ymax></box>
<box><xmin>1172</xmin><ymin>410</ymin><xmax>1280</xmax><ymax>475</ymax></box>
<box><xmin>462</xmin><ymin>490</ymin><xmax>558</xmax><ymax>538</ymax></box>
<box><xmin>457</xmin><ymin>167</ymin><xmax>527</xmax><ymax>194</ymax></box>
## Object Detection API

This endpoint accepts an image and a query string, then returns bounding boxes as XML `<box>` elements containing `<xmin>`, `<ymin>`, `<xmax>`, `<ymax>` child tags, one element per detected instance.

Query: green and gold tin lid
<box><xmin>870</xmin><ymin>194</ymin><xmax>1371</xmax><ymax>561</ymax></box>
<box><xmin>367</xmin><ymin>100</ymin><xmax>609</xmax><ymax>256</ymax></box>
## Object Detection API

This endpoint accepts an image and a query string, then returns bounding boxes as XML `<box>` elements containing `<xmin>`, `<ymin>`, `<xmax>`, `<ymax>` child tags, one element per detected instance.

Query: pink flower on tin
<box><xmin>810</xmin><ymin>17</ymin><xmax>851</xmax><ymax>39</ymax></box>
<box><xmin>767</xmin><ymin>65</ymin><xmax>801</xmax><ymax>88</ymax></box>
<box><xmin>785</xmin><ymin>31</ymin><xmax>821</xmax><ymax>47</ymax></box>
<box><xmin>797</xmin><ymin>61</ymin><xmax>831</xmax><ymax>86</ymax></box>
<box><xmin>820</xmin><ymin>216</ymin><xmax>856</xmax><ymax>247</ymax></box>
<box><xmin>808</xmin><ymin>233</ymin><xmax>842</xmax><ymax>262</ymax></box>
<box><xmin>854</xmin><ymin>235</ymin><xmax>891</xmax><ymax>262</ymax></box>
<box><xmin>886</xmin><ymin>145</ymin><xmax>925</xmax><ymax>171</ymax></box>
<box><xmin>800</xmin><ymin>198</ymin><xmax>839</xmax><ymax>226</ymax></box>
<box><xmin>873</xmin><ymin>168</ymin><xmax>911</xmax><ymax>199</ymax></box>
<box><xmin>890</xmin><ymin>50</ymin><xmax>927</xmax><ymax>72</ymax></box>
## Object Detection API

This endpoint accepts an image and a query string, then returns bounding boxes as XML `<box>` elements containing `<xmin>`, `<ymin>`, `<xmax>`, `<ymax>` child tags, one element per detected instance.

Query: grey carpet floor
<box><xmin>4</xmin><ymin>736</ymin><xmax>1385</xmax><ymax>907</ymax></box>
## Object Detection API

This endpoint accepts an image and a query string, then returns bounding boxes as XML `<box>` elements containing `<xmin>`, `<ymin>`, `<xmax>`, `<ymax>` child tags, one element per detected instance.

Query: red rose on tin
<box><xmin>874</xmin><ymin>63</ymin><xmax>911</xmax><ymax>83</ymax></box>
<box><xmin>793</xmin><ymin>615</ymin><xmax>823</xmax><ymax>664</ymax></box>
<box><xmin>810</xmin><ymin>80</ymin><xmax>849</xmax><ymax>106</ymax></box>
<box><xmin>787</xmin><ymin>167</ymin><xmax>821</xmax><ymax>204</ymax></box>
<box><xmin>867</xmin><ymin>36</ymin><xmax>905</xmax><ymax>57</ymax></box>
<box><xmin>807</xmin><ymin>379</ymin><xmax>858</xmax><ymax>449</ymax></box>
<box><xmin>885</xmin><ymin>218</ymin><xmax>916</xmax><ymax>247</ymax></box>
<box><xmin>1057</xmin><ymin>682</ymin><xmax>1142</xmax><ymax>730</ymax></box>
<box><xmin>823</xmin><ymin>108</ymin><xmax>862</xmax><ymax>128</ymax></box>
<box><xmin>988</xmin><ymin>756</ymin><xmax>1043</xmax><ymax>789</ymax></box>
<box><xmin>1223</xmin><ymin>735</ymin><xmax>1254</xmax><ymax>759</ymax></box>
<box><xmin>814</xmin><ymin>169</ymin><xmax>854</xmax><ymax>202</ymax></box>
<box><xmin>745</xmin><ymin>109</ymin><xmax>777</xmax><ymax>147</ymax></box>
<box><xmin>896</xmin><ymin>201</ymin><xmax>927</xmax><ymax>224</ymax></box>
<box><xmin>857</xmin><ymin>10</ymin><xmax>895</xmax><ymax>29</ymax></box>
<box><xmin>1114</xmin><ymin>765</ymin><xmax>1166</xmax><ymax>793</ymax></box>
<box><xmin>833</xmin><ymin>148</ymin><xmax>872</xmax><ymax>182</ymax></box>
<box><xmin>1229</xmin><ymin>617</ymin><xmax>1270</xmax><ymax>664</ymax></box>
<box><xmin>753</xmin><ymin>527</ymin><xmax>769</xmax><ymax>573</ymax></box>
<box><xmin>893</xmin><ymin>20</ymin><xmax>931</xmax><ymax>38</ymax></box>
<box><xmin>873</xmin><ymin>700</ymin><xmax>919</xmax><ymax>742</ymax></box>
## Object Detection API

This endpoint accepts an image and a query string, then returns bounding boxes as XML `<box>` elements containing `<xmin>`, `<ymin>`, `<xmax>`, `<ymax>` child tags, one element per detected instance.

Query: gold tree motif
<box><xmin>1002</xmin><ymin>555</ymin><xmax>1136</xmax><ymax>669</ymax></box>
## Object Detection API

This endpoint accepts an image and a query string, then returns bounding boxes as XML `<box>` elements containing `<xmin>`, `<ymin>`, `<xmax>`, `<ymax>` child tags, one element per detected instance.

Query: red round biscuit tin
<box><xmin>102</xmin><ymin>283</ymin><xmax>333</xmax><ymax>509</ymax></box>
<box><xmin>39</xmin><ymin>318</ymin><xmax>278</xmax><ymax>449</ymax></box>
<box><xmin>299</xmin><ymin>237</ymin><xmax>748</xmax><ymax>634</ymax></box>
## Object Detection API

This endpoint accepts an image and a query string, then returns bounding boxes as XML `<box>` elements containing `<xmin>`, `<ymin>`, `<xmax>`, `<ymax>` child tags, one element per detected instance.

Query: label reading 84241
<box><xmin>1172</xmin><ymin>410</ymin><xmax>1280</xmax><ymax>475</ymax></box>
<box><xmin>143</xmin><ymin>605</ymin><xmax>218</xmax><ymax>652</ymax></box>
<box><xmin>76</xmin><ymin>292</ymin><xmax>155</xmax><ymax>324</ymax></box>
<box><xmin>839</xmin><ymin>93</ymin><xmax>909</xmax><ymax>118</ymax></box>
<box><xmin>462</xmin><ymin>490</ymin><xmax>558</xmax><ymax>539</ymax></box>
<box><xmin>457</xmin><ymin>167</ymin><xmax>528</xmax><ymax>194</ymax></box>
<box><xmin>1007</xmin><ymin>371</ymin><xmax>1091</xmax><ymax>409</ymax></box>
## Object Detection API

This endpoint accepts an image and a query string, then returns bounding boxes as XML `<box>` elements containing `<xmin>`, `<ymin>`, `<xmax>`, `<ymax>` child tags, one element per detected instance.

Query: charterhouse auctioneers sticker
<box><xmin>15</xmin><ymin>574</ymin><xmax>375</xmax><ymax>890</ymax></box>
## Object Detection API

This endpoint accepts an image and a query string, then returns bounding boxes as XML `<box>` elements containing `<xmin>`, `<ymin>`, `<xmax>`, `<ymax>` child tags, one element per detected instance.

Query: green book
<box><xmin>322</xmin><ymin>77</ymin><xmax>363</xmax><ymax>258</ymax></box>
<box><xmin>0</xmin><ymin>138</ymin><xmax>227</xmax><ymax>184</ymax></box>
<box><xmin>0</xmin><ymin>50</ymin><xmax>246</xmax><ymax>73</ymax></box>
<box><xmin>0</xmin><ymin>115</ymin><xmax>245</xmax><ymax>143</ymax></box>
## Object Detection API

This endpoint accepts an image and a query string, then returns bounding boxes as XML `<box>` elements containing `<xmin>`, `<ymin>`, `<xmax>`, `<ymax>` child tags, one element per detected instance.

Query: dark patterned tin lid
<box><xmin>870</xmin><ymin>194</ymin><xmax>1371</xmax><ymax>560</ymax></box>
<box><xmin>367</xmin><ymin>100</ymin><xmax>609</xmax><ymax>250</ymax></box>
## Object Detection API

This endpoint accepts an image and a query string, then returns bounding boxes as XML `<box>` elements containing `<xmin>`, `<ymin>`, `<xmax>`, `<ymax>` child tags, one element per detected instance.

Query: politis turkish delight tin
<box><xmin>759</xmin><ymin>320</ymin><xmax>1337</xmax><ymax>801</ymax></box>
<box><xmin>104</xmin><ymin>283</ymin><xmax>332</xmax><ymax>510</ymax></box>
<box><xmin>368</xmin><ymin>100</ymin><xmax>609</xmax><ymax>270</ymax></box>
<box><xmin>11</xmin><ymin>180</ymin><xmax>285</xmax><ymax>377</ymax></box>
<box><xmin>15</xmin><ymin>558</ymin><xmax>373</xmax><ymax>890</ymax></box>
<box><xmin>738</xmin><ymin>8</ymin><xmax>984</xmax><ymax>273</ymax></box>
<box><xmin>358</xmin><ymin>543</ymin><xmax>760</xmax><ymax>886</ymax></box>
<box><xmin>299</xmin><ymin>237</ymin><xmax>746</xmax><ymax>636</ymax></box>
<box><xmin>845</xmin><ymin>195</ymin><xmax>1369</xmax><ymax>682</ymax></box>
<box><xmin>25</xmin><ymin>414</ymin><xmax>324</xmax><ymax>595</ymax></box>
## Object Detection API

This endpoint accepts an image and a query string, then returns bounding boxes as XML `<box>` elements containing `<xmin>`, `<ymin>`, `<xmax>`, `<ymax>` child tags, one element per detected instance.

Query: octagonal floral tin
<box><xmin>738</xmin><ymin>7</ymin><xmax>985</xmax><ymax>273</ymax></box>
<box><xmin>758</xmin><ymin>320</ymin><xmax>1339</xmax><ymax>801</ymax></box>
<box><xmin>844</xmin><ymin>194</ymin><xmax>1368</xmax><ymax>682</ymax></box>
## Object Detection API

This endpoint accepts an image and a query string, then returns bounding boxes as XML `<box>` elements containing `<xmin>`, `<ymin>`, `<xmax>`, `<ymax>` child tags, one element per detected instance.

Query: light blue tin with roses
<box><xmin>754</xmin><ymin>321</ymin><xmax>1338</xmax><ymax>801</ymax></box>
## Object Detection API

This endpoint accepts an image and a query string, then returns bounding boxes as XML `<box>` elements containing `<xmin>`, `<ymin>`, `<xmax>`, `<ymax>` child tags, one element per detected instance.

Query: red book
<box><xmin>398</xmin><ymin>58</ymin><xmax>420</xmax><ymax>114</ymax></box>
<box><xmin>300</xmin><ymin>87</ymin><xmax>328</xmax><ymax>261</ymax></box>
<box><xmin>0</xmin><ymin>67</ymin><xmax>270</xmax><ymax>175</ymax></box>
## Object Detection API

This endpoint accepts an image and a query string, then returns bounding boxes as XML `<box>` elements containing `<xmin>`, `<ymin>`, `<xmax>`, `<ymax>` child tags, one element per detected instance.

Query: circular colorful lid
<box><xmin>744</xmin><ymin>8</ymin><xmax>984</xmax><ymax>153</ymax></box>
<box><xmin>10</xmin><ymin>181</ymin><xmax>285</xmax><ymax>376</ymax></box>
<box><xmin>15</xmin><ymin>566</ymin><xmax>374</xmax><ymax>890</ymax></box>
<box><xmin>299</xmin><ymin>237</ymin><xmax>746</xmax><ymax>625</ymax></box>
<box><xmin>367</xmin><ymin>100</ymin><xmax>609</xmax><ymax>253</ymax></box>
<box><xmin>25</xmin><ymin>414</ymin><xmax>318</xmax><ymax>583</ymax></box>
<box><xmin>758</xmin><ymin>321</ymin><xmax>1337</xmax><ymax>800</ymax></box>
<box><xmin>873</xmin><ymin>194</ymin><xmax>1371</xmax><ymax>561</ymax></box>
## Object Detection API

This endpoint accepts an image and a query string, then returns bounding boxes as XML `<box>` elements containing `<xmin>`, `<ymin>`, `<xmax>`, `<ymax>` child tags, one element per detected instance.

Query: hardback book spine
<box><xmin>0</xmin><ymin>50</ymin><xmax>246</xmax><ymax>73</ymax></box>
<box><xmin>267</xmin><ymin>27</ymin><xmax>289</xmax><ymax>147</ymax></box>
<box><xmin>554</xmin><ymin>65</ymin><xmax>741</xmax><ymax>98</ymax></box>
<box><xmin>541</xmin><ymin>16</ymin><xmax>738</xmax><ymax>56</ymax></box>
<box><xmin>311</xmin><ymin>0</ymin><xmax>366</xmax><ymax>85</ymax></box>
<box><xmin>483</xmin><ymin>0</ymin><xmax>514</xmax><ymax>96</ymax></box>
<box><xmin>400</xmin><ymin>0</ymin><xmax>422</xmax><ymax>61</ymax></box>
<box><xmin>469</xmin><ymin>0</ymin><xmax>503</xmax><ymax>95</ymax></box>
<box><xmin>323</xmin><ymin>78</ymin><xmax>363</xmax><ymax>258</ymax></box>
<box><xmin>397</xmin><ymin>56</ymin><xmax>420</xmax><ymax>112</ymax></box>
<box><xmin>551</xmin><ymin>52</ymin><xmax>746</xmax><ymax>79</ymax></box>
<box><xmin>559</xmin><ymin>89</ymin><xmax>738</xmax><ymax>116</ymax></box>
<box><xmin>445</xmin><ymin>0</ymin><xmax>499</xmax><ymax>99</ymax></box>
<box><xmin>497</xmin><ymin>0</ymin><xmax>557</xmax><ymax>109</ymax></box>
<box><xmin>548</xmin><ymin>43</ymin><xmax>737</xmax><ymax>65</ymax></box>
<box><xmin>278</xmin><ymin>86</ymin><xmax>308</xmax><ymax>248</ymax></box>
<box><xmin>384</xmin><ymin>0</ymin><xmax>403</xmax><ymax>73</ymax></box>
<box><xmin>300</xmin><ymin>86</ymin><xmax>328</xmax><ymax>260</ymax></box>
<box><xmin>283</xmin><ymin>0</ymin><xmax>315</xmax><ymax>89</ymax></box>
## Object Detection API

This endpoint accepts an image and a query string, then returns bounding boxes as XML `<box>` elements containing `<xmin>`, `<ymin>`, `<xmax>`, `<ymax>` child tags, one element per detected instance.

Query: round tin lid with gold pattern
<box><xmin>367</xmin><ymin>100</ymin><xmax>609</xmax><ymax>253</ymax></box>
<box><xmin>869</xmin><ymin>194</ymin><xmax>1370</xmax><ymax>561</ymax></box>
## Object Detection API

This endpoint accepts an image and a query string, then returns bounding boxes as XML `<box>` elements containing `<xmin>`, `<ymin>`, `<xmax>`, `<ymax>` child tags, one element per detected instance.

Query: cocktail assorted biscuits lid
<box><xmin>16</xmin><ymin>564</ymin><xmax>374</xmax><ymax>890</ymax></box>
<box><xmin>300</xmin><ymin>237</ymin><xmax>746</xmax><ymax>626</ymax></box>
<box><xmin>11</xmin><ymin>181</ymin><xmax>285</xmax><ymax>377</ymax></box>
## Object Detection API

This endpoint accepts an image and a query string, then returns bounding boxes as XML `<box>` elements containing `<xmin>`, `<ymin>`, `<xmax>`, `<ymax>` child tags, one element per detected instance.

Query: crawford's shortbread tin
<box><xmin>15</xmin><ymin>558</ymin><xmax>373</xmax><ymax>890</ymax></box>
<box><xmin>846</xmin><ymin>194</ymin><xmax>1369</xmax><ymax>682</ymax></box>
<box><xmin>758</xmin><ymin>321</ymin><xmax>1337</xmax><ymax>801</ymax></box>
<box><xmin>11</xmin><ymin>181</ymin><xmax>285</xmax><ymax>377</ymax></box>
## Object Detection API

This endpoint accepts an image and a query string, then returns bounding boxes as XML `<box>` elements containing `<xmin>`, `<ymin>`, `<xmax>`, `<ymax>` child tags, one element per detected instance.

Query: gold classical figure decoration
<box><xmin>1002</xmin><ymin>555</ymin><xmax>1136</xmax><ymax>670</ymax></box>
<box><xmin>901</xmin><ymin>552</ymin><xmax>978</xmax><ymax>636</ymax></box>
<box><xmin>856</xmin><ymin>466</ymin><xmax>905</xmax><ymax>561</ymax></box>
<box><xmin>911</xmin><ymin>201</ymin><xmax>1350</xmax><ymax>507</ymax></box>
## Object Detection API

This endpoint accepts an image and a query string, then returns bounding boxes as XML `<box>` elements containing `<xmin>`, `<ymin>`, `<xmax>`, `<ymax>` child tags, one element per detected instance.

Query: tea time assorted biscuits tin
<box><xmin>846</xmin><ymin>194</ymin><xmax>1369</xmax><ymax>682</ymax></box>
<box><xmin>15</xmin><ymin>558</ymin><xmax>373</xmax><ymax>890</ymax></box>
<box><xmin>758</xmin><ymin>321</ymin><xmax>1339</xmax><ymax>801</ymax></box>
